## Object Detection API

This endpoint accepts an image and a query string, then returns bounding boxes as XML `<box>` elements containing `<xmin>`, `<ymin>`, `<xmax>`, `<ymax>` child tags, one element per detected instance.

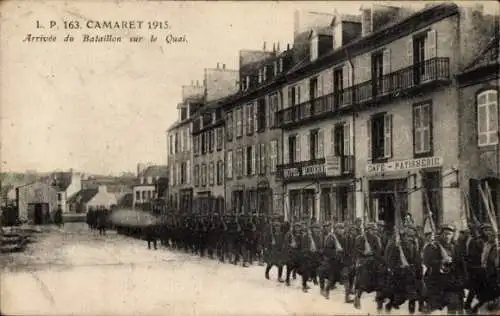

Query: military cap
<box><xmin>365</xmin><ymin>222</ymin><xmax>377</xmax><ymax>230</ymax></box>
<box><xmin>440</xmin><ymin>224</ymin><xmax>456</xmax><ymax>233</ymax></box>
<box><xmin>479</xmin><ymin>223</ymin><xmax>493</xmax><ymax>231</ymax></box>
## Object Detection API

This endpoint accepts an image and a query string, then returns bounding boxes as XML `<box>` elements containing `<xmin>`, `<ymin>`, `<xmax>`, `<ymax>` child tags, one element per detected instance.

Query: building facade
<box><xmin>132</xmin><ymin>165</ymin><xmax>169</xmax><ymax>210</ymax></box>
<box><xmin>458</xmin><ymin>34</ymin><xmax>500</xmax><ymax>226</ymax></box>
<box><xmin>16</xmin><ymin>181</ymin><xmax>58</xmax><ymax>224</ymax></box>
<box><xmin>275</xmin><ymin>3</ymin><xmax>497</xmax><ymax>228</ymax></box>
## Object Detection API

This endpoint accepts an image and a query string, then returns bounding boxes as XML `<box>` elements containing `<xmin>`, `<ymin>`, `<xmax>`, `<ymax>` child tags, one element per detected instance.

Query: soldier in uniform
<box><xmin>422</xmin><ymin>224</ymin><xmax>463</xmax><ymax>314</ymax></box>
<box><xmin>319</xmin><ymin>222</ymin><xmax>345</xmax><ymax>299</ymax></box>
<box><xmin>285</xmin><ymin>221</ymin><xmax>303</xmax><ymax>286</ymax></box>
<box><xmin>264</xmin><ymin>216</ymin><xmax>286</xmax><ymax>282</ymax></box>
<box><xmin>297</xmin><ymin>222</ymin><xmax>322</xmax><ymax>293</ymax></box>
<box><xmin>353</xmin><ymin>222</ymin><xmax>384</xmax><ymax>309</ymax></box>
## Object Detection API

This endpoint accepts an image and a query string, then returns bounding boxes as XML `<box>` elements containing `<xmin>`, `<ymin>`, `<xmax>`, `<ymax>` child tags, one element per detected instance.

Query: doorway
<box><xmin>31</xmin><ymin>203</ymin><xmax>49</xmax><ymax>225</ymax></box>
<box><xmin>369</xmin><ymin>179</ymin><xmax>408</xmax><ymax>228</ymax></box>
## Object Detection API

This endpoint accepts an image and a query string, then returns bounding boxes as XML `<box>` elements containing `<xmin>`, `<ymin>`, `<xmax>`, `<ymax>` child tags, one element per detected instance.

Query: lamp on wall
<box><xmin>408</xmin><ymin>173</ymin><xmax>418</xmax><ymax>190</ymax></box>
<box><xmin>355</xmin><ymin>177</ymin><xmax>363</xmax><ymax>192</ymax></box>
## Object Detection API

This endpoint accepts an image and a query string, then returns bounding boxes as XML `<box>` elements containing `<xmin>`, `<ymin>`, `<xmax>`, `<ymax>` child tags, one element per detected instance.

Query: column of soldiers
<box><xmin>86</xmin><ymin>206</ymin><xmax>111</xmax><ymax>235</ymax></box>
<box><xmin>152</xmin><ymin>207</ymin><xmax>499</xmax><ymax>315</ymax></box>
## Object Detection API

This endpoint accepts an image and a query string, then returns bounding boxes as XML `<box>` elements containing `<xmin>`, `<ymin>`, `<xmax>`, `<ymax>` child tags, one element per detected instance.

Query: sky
<box><xmin>0</xmin><ymin>1</ymin><xmax>496</xmax><ymax>175</ymax></box>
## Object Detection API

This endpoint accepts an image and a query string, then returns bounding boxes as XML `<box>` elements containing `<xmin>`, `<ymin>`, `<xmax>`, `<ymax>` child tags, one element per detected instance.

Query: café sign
<box><xmin>367</xmin><ymin>156</ymin><xmax>443</xmax><ymax>174</ymax></box>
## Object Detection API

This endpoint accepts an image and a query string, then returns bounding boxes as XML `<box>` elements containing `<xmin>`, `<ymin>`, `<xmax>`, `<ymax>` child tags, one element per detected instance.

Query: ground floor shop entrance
<box><xmin>29</xmin><ymin>203</ymin><xmax>50</xmax><ymax>225</ymax></box>
<box><xmin>368</xmin><ymin>179</ymin><xmax>408</xmax><ymax>228</ymax></box>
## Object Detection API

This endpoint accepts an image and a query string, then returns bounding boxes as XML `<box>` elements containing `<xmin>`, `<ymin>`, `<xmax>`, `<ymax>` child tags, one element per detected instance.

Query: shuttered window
<box><xmin>477</xmin><ymin>90</ymin><xmax>499</xmax><ymax>147</ymax></box>
<box><xmin>413</xmin><ymin>102</ymin><xmax>432</xmax><ymax>155</ymax></box>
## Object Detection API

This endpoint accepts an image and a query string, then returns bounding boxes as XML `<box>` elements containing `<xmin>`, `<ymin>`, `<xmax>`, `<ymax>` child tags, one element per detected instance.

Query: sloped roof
<box><xmin>51</xmin><ymin>172</ymin><xmax>73</xmax><ymax>191</ymax></box>
<box><xmin>140</xmin><ymin>165</ymin><xmax>169</xmax><ymax>178</ymax></box>
<box><xmin>68</xmin><ymin>189</ymin><xmax>98</xmax><ymax>204</ymax></box>
<box><xmin>462</xmin><ymin>34</ymin><xmax>499</xmax><ymax>73</ymax></box>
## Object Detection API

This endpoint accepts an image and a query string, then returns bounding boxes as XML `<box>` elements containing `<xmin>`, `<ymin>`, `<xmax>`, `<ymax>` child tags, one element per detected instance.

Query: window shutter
<box><xmin>317</xmin><ymin>74</ymin><xmax>323</xmax><ymax>96</ymax></box>
<box><xmin>318</xmin><ymin>129</ymin><xmax>324</xmax><ymax>158</ymax></box>
<box><xmin>287</xmin><ymin>87</ymin><xmax>292</xmax><ymax>107</ymax></box>
<box><xmin>330</xmin><ymin>127</ymin><xmax>336</xmax><ymax>156</ymax></box>
<box><xmin>384</xmin><ymin>114</ymin><xmax>393</xmax><ymax>158</ymax></box>
<box><xmin>254</xmin><ymin>102</ymin><xmax>258</xmax><ymax>132</ymax></box>
<box><xmin>255</xmin><ymin>144</ymin><xmax>260</xmax><ymax>175</ymax></box>
<box><xmin>303</xmin><ymin>133</ymin><xmax>310</xmax><ymax>161</ymax></box>
<box><xmin>367</xmin><ymin>119</ymin><xmax>372</xmax><ymax>161</ymax></box>
<box><xmin>266</xmin><ymin>96</ymin><xmax>270</xmax><ymax>128</ymax></box>
<box><xmin>261</xmin><ymin>143</ymin><xmax>266</xmax><ymax>174</ymax></box>
<box><xmin>251</xmin><ymin>145</ymin><xmax>256</xmax><ymax>175</ymax></box>
<box><xmin>407</xmin><ymin>38</ymin><xmax>414</xmax><ymax>65</ymax></box>
<box><xmin>284</xmin><ymin>137</ymin><xmax>289</xmax><ymax>164</ymax></box>
<box><xmin>343</xmin><ymin>123</ymin><xmax>350</xmax><ymax>156</ymax></box>
<box><xmin>427</xmin><ymin>29</ymin><xmax>437</xmax><ymax>59</ymax></box>
<box><xmin>383</xmin><ymin>48</ymin><xmax>391</xmax><ymax>75</ymax></box>
<box><xmin>187</xmin><ymin>160</ymin><xmax>191</xmax><ymax>184</ymax></box>
<box><xmin>342</xmin><ymin>64</ymin><xmax>349</xmax><ymax>89</ymax></box>
<box><xmin>296</xmin><ymin>86</ymin><xmax>301</xmax><ymax>104</ymax></box>
<box><xmin>295</xmin><ymin>136</ymin><xmax>301</xmax><ymax>163</ymax></box>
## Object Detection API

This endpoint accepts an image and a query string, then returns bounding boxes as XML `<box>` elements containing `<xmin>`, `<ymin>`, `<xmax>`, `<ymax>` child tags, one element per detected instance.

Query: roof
<box><xmin>68</xmin><ymin>189</ymin><xmax>98</xmax><ymax>204</ymax></box>
<box><xmin>51</xmin><ymin>172</ymin><xmax>73</xmax><ymax>191</ymax></box>
<box><xmin>139</xmin><ymin>165</ymin><xmax>169</xmax><ymax>178</ymax></box>
<box><xmin>462</xmin><ymin>34</ymin><xmax>499</xmax><ymax>73</ymax></box>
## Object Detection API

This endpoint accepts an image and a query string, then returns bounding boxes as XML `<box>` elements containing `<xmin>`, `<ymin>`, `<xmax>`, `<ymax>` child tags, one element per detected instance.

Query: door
<box><xmin>371</xmin><ymin>52</ymin><xmax>383</xmax><ymax>96</ymax></box>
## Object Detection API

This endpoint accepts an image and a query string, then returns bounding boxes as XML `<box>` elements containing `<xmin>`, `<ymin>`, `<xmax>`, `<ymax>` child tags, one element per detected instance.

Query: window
<box><xmin>236</xmin><ymin>148</ymin><xmax>243</xmax><ymax>178</ymax></box>
<box><xmin>201</xmin><ymin>164</ymin><xmax>207</xmax><ymax>186</ymax></box>
<box><xmin>217</xmin><ymin>160</ymin><xmax>224</xmax><ymax>185</ymax></box>
<box><xmin>257</xmin><ymin>98</ymin><xmax>266</xmax><ymax>132</ymax></box>
<box><xmin>309</xmin><ymin>129</ymin><xmax>324</xmax><ymax>160</ymax></box>
<box><xmin>409</xmin><ymin>30</ymin><xmax>436</xmax><ymax>82</ymax></box>
<box><xmin>227</xmin><ymin>111</ymin><xmax>233</xmax><ymax>141</ymax></box>
<box><xmin>180</xmin><ymin>162</ymin><xmax>186</xmax><ymax>184</ymax></box>
<box><xmin>201</xmin><ymin>133</ymin><xmax>206</xmax><ymax>154</ymax></box>
<box><xmin>209</xmin><ymin>162</ymin><xmax>215</xmax><ymax>185</ymax></box>
<box><xmin>288</xmin><ymin>85</ymin><xmax>300</xmax><ymax>106</ymax></box>
<box><xmin>186</xmin><ymin>127</ymin><xmax>191</xmax><ymax>150</ymax></box>
<box><xmin>208</xmin><ymin>130</ymin><xmax>214</xmax><ymax>153</ymax></box>
<box><xmin>270</xmin><ymin>140</ymin><xmax>278</xmax><ymax>174</ymax></box>
<box><xmin>368</xmin><ymin>113</ymin><xmax>392</xmax><ymax>161</ymax></box>
<box><xmin>169</xmin><ymin>135</ymin><xmax>173</xmax><ymax>155</ymax></box>
<box><xmin>290</xmin><ymin>190</ymin><xmax>301</xmax><ymax>220</ymax></box>
<box><xmin>413</xmin><ymin>102</ymin><xmax>433</xmax><ymax>155</ymax></box>
<box><xmin>477</xmin><ymin>90</ymin><xmax>498</xmax><ymax>146</ymax></box>
<box><xmin>227</xmin><ymin>150</ymin><xmax>233</xmax><ymax>179</ymax></box>
<box><xmin>135</xmin><ymin>191</ymin><xmax>140</xmax><ymax>201</ymax></box>
<box><xmin>259</xmin><ymin>143</ymin><xmax>266</xmax><ymax>175</ymax></box>
<box><xmin>246</xmin><ymin>146</ymin><xmax>255</xmax><ymax>176</ymax></box>
<box><xmin>194</xmin><ymin>165</ymin><xmax>200</xmax><ymax>187</ymax></box>
<box><xmin>274</xmin><ymin>60</ymin><xmax>278</xmax><ymax>76</ymax></box>
<box><xmin>309</xmin><ymin>77</ymin><xmax>319</xmax><ymax>100</ymax></box>
<box><xmin>263</xmin><ymin>67</ymin><xmax>267</xmax><ymax>82</ymax></box>
<box><xmin>333</xmin><ymin>68</ymin><xmax>343</xmax><ymax>105</ymax></box>
<box><xmin>186</xmin><ymin>160</ymin><xmax>191</xmax><ymax>185</ymax></box>
<box><xmin>176</xmin><ymin>163</ymin><xmax>181</xmax><ymax>186</ymax></box>
<box><xmin>288</xmin><ymin>135</ymin><xmax>299</xmax><ymax>163</ymax></box>
<box><xmin>320</xmin><ymin>188</ymin><xmax>332</xmax><ymax>222</ymax></box>
<box><xmin>216</xmin><ymin>127</ymin><xmax>223</xmax><ymax>151</ymax></box>
<box><xmin>193</xmin><ymin>136</ymin><xmax>199</xmax><ymax>156</ymax></box>
<box><xmin>142</xmin><ymin>191</ymin><xmax>146</xmax><ymax>200</ymax></box>
<box><xmin>269</xmin><ymin>93</ymin><xmax>279</xmax><ymax>128</ymax></box>
<box><xmin>246</xmin><ymin>103</ymin><xmax>254</xmax><ymax>135</ymax></box>
<box><xmin>174</xmin><ymin>132</ymin><xmax>179</xmax><ymax>153</ymax></box>
<box><xmin>236</xmin><ymin>107</ymin><xmax>243</xmax><ymax>137</ymax></box>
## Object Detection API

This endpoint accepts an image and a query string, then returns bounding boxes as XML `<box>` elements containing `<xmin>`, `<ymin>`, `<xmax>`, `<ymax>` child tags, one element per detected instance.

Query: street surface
<box><xmin>0</xmin><ymin>223</ymin><xmax>492</xmax><ymax>316</ymax></box>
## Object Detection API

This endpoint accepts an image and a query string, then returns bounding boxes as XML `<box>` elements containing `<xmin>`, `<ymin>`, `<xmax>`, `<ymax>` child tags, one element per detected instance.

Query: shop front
<box><xmin>360</xmin><ymin>156</ymin><xmax>459</xmax><ymax>228</ymax></box>
<box><xmin>279</xmin><ymin>156</ymin><xmax>355</xmax><ymax>223</ymax></box>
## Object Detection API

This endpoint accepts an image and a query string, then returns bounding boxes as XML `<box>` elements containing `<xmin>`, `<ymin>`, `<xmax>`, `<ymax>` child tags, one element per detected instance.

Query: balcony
<box><xmin>277</xmin><ymin>57</ymin><xmax>450</xmax><ymax>128</ymax></box>
<box><xmin>277</xmin><ymin>155</ymin><xmax>354</xmax><ymax>182</ymax></box>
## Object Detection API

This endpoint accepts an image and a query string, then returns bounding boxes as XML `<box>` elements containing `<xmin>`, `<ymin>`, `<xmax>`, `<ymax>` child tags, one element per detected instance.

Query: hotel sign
<box><xmin>367</xmin><ymin>156</ymin><xmax>443</xmax><ymax>174</ymax></box>
<box><xmin>282</xmin><ymin>163</ymin><xmax>326</xmax><ymax>180</ymax></box>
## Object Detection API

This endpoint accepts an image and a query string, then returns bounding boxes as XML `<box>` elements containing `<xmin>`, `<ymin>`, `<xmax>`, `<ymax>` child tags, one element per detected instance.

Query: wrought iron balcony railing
<box><xmin>277</xmin><ymin>57</ymin><xmax>450</xmax><ymax>128</ymax></box>
<box><xmin>277</xmin><ymin>155</ymin><xmax>354</xmax><ymax>180</ymax></box>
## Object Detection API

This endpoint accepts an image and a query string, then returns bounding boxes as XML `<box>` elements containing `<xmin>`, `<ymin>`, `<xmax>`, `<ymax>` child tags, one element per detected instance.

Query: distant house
<box><xmin>68</xmin><ymin>185</ymin><xmax>117</xmax><ymax>213</ymax></box>
<box><xmin>133</xmin><ymin>165</ymin><xmax>168</xmax><ymax>210</ymax></box>
<box><xmin>116</xmin><ymin>192</ymin><xmax>134</xmax><ymax>208</ymax></box>
<box><xmin>51</xmin><ymin>170</ymin><xmax>82</xmax><ymax>213</ymax></box>
<box><xmin>16</xmin><ymin>181</ymin><xmax>58</xmax><ymax>224</ymax></box>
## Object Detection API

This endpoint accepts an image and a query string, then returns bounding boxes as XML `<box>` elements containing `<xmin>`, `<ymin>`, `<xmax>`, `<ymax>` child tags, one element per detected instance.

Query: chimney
<box><xmin>272</xmin><ymin>43</ymin><xmax>276</xmax><ymax>52</ymax></box>
<box><xmin>263</xmin><ymin>42</ymin><xmax>267</xmax><ymax>51</ymax></box>
<box><xmin>277</xmin><ymin>42</ymin><xmax>280</xmax><ymax>52</ymax></box>
<box><xmin>222</xmin><ymin>64</ymin><xmax>226</xmax><ymax>69</ymax></box>
<box><xmin>287</xmin><ymin>43</ymin><xmax>290</xmax><ymax>50</ymax></box>
<box><xmin>216</xmin><ymin>62</ymin><xmax>220</xmax><ymax>69</ymax></box>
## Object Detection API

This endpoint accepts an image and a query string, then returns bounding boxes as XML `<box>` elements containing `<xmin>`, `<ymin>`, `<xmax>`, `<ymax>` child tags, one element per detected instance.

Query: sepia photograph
<box><xmin>1</xmin><ymin>0</ymin><xmax>500</xmax><ymax>315</ymax></box>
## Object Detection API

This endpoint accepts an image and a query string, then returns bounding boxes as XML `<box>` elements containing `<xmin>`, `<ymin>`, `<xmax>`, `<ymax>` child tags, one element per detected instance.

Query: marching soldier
<box><xmin>422</xmin><ymin>224</ymin><xmax>463</xmax><ymax>314</ymax></box>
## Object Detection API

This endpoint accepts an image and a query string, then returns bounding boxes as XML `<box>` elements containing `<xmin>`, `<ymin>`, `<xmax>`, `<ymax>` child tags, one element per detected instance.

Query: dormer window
<box><xmin>310</xmin><ymin>31</ymin><xmax>319</xmax><ymax>61</ymax></box>
<box><xmin>140</xmin><ymin>177</ymin><xmax>145</xmax><ymax>184</ymax></box>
